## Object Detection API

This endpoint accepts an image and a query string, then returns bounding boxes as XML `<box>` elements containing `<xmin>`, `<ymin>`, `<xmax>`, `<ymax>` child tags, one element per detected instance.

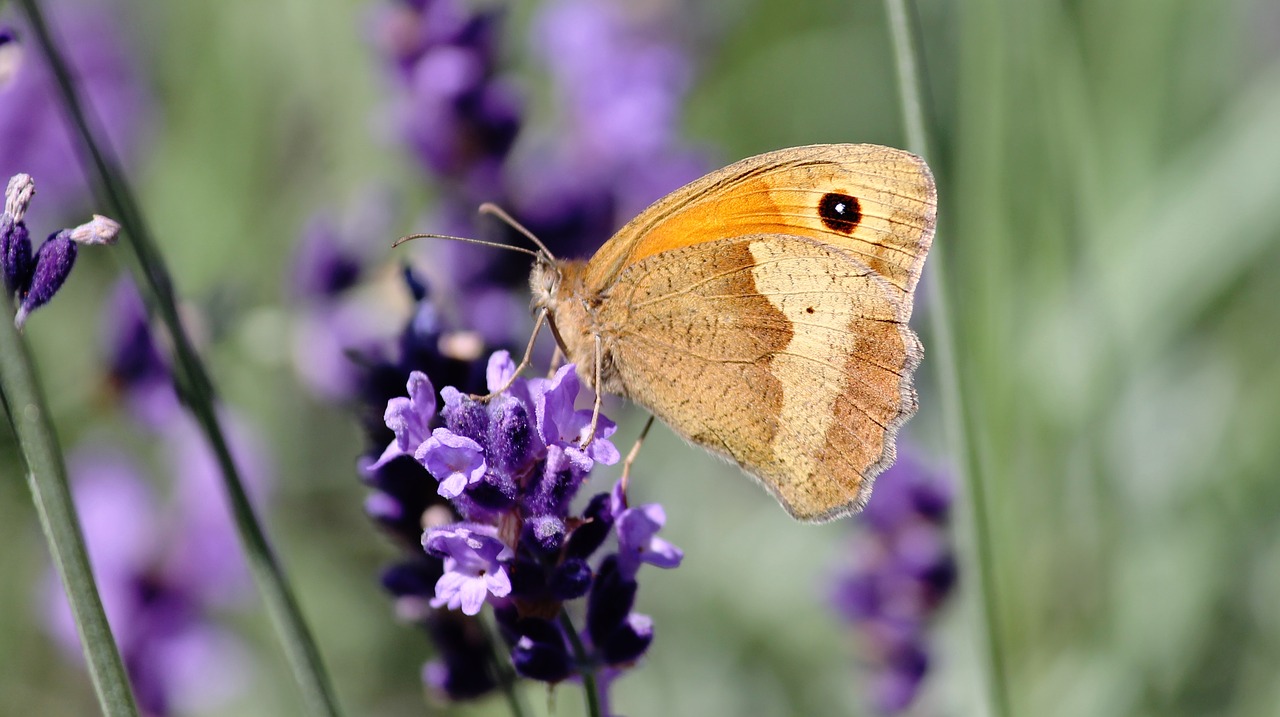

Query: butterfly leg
<box><xmin>579</xmin><ymin>334</ymin><xmax>605</xmax><ymax>448</ymax></box>
<box><xmin>472</xmin><ymin>309</ymin><xmax>547</xmax><ymax>401</ymax></box>
<box><xmin>619</xmin><ymin>415</ymin><xmax>656</xmax><ymax>493</ymax></box>
<box><xmin>546</xmin><ymin>346</ymin><xmax>564</xmax><ymax>377</ymax></box>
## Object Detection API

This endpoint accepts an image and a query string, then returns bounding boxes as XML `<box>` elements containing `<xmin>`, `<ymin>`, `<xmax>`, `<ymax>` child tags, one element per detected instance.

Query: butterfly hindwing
<box><xmin>596</xmin><ymin>234</ymin><xmax>921</xmax><ymax>521</ymax></box>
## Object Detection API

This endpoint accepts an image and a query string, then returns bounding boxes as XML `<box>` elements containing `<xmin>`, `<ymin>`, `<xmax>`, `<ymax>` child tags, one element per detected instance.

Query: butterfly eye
<box><xmin>818</xmin><ymin>192</ymin><xmax>861</xmax><ymax>234</ymax></box>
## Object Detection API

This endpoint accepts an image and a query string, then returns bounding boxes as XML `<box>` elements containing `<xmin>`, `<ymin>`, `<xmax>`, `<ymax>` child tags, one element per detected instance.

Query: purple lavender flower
<box><xmin>614</xmin><ymin>502</ymin><xmax>683</xmax><ymax>580</ymax></box>
<box><xmin>370</xmin><ymin>370</ymin><xmax>437</xmax><ymax>469</ymax></box>
<box><xmin>377</xmin><ymin>0</ymin><xmax>519</xmax><ymax>191</ymax></box>
<box><xmin>390</xmin><ymin>351</ymin><xmax>678</xmax><ymax>711</ymax></box>
<box><xmin>418</xmin><ymin>428</ymin><xmax>488</xmax><ymax>498</ymax></box>
<box><xmin>533</xmin><ymin>364</ymin><xmax>621</xmax><ymax>468</ymax></box>
<box><xmin>0</xmin><ymin>0</ymin><xmax>149</xmax><ymax>225</ymax></box>
<box><xmin>423</xmin><ymin>523</ymin><xmax>514</xmax><ymax>615</ymax></box>
<box><xmin>830</xmin><ymin>450</ymin><xmax>956</xmax><ymax>715</ymax></box>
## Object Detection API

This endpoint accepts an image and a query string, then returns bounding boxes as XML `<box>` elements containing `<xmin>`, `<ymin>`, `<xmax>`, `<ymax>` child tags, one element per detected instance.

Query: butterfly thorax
<box><xmin>530</xmin><ymin>258</ymin><xmax>624</xmax><ymax>395</ymax></box>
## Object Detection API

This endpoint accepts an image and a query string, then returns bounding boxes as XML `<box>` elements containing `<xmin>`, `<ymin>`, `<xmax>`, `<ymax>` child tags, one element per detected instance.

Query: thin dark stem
<box><xmin>0</xmin><ymin>297</ymin><xmax>140</xmax><ymax>717</ymax></box>
<box><xmin>480</xmin><ymin>611</ymin><xmax>529</xmax><ymax>717</ymax></box>
<box><xmin>558</xmin><ymin>610</ymin><xmax>602</xmax><ymax>717</ymax></box>
<box><xmin>15</xmin><ymin>2</ymin><xmax>344</xmax><ymax>716</ymax></box>
<box><xmin>883</xmin><ymin>2</ymin><xmax>1011</xmax><ymax>716</ymax></box>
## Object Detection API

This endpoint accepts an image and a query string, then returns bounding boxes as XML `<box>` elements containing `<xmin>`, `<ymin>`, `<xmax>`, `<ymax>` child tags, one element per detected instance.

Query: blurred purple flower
<box><xmin>43</xmin><ymin>443</ymin><xmax>265</xmax><ymax>716</ymax></box>
<box><xmin>377</xmin><ymin>0</ymin><xmax>519</xmax><ymax>191</ymax></box>
<box><xmin>830</xmin><ymin>450</ymin><xmax>956</xmax><ymax>715</ymax></box>
<box><xmin>290</xmin><ymin>212</ymin><xmax>366</xmax><ymax>302</ymax></box>
<box><xmin>370</xmin><ymin>0</ymin><xmax>710</xmax><ymax>330</ymax></box>
<box><xmin>0</xmin><ymin>0</ymin><xmax>150</xmax><ymax>227</ymax></box>
<box><xmin>100</xmin><ymin>277</ymin><xmax>177</xmax><ymax>425</ymax></box>
<box><xmin>159</xmin><ymin>410</ymin><xmax>273</xmax><ymax>605</ymax></box>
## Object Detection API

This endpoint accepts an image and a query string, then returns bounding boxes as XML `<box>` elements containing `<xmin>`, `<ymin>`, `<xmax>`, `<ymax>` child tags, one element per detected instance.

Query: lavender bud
<box><xmin>522</xmin><ymin>514</ymin><xmax>565</xmax><ymax>555</ymax></box>
<box><xmin>16</xmin><ymin>233</ymin><xmax>77</xmax><ymax>328</ymax></box>
<box><xmin>564</xmin><ymin>492</ymin><xmax>613</xmax><ymax>559</ymax></box>
<box><xmin>586</xmin><ymin>555</ymin><xmax>636</xmax><ymax>646</ymax></box>
<box><xmin>380</xmin><ymin>559</ymin><xmax>442</xmax><ymax>600</ymax></box>
<box><xmin>549</xmin><ymin>557</ymin><xmax>592</xmax><ymax>600</ymax></box>
<box><xmin>600</xmin><ymin>612</ymin><xmax>654</xmax><ymax>665</ymax></box>
<box><xmin>510</xmin><ymin>618</ymin><xmax>572</xmax><ymax>683</ymax></box>
<box><xmin>4</xmin><ymin>173</ymin><xmax>34</xmax><ymax>222</ymax></box>
<box><xmin>442</xmin><ymin>393</ymin><xmax>489</xmax><ymax>443</ymax></box>
<box><xmin>1</xmin><ymin>216</ymin><xmax>32</xmax><ymax>296</ymax></box>
<box><xmin>69</xmin><ymin>214</ymin><xmax>122</xmax><ymax>245</ymax></box>
<box><xmin>487</xmin><ymin>396</ymin><xmax>535</xmax><ymax>477</ymax></box>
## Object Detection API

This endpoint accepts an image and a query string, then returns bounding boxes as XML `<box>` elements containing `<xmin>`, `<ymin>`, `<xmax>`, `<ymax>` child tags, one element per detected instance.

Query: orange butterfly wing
<box><xmin>583</xmin><ymin>143</ymin><xmax>936</xmax><ymax>319</ymax></box>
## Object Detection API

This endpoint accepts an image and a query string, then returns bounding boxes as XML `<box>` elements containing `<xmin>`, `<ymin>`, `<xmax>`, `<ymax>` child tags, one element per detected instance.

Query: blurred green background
<box><xmin>3</xmin><ymin>0</ymin><xmax>1280</xmax><ymax>715</ymax></box>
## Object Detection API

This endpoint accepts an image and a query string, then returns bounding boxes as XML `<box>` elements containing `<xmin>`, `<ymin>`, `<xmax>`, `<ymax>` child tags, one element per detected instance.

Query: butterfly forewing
<box><xmin>584</xmin><ymin>143</ymin><xmax>936</xmax><ymax>318</ymax></box>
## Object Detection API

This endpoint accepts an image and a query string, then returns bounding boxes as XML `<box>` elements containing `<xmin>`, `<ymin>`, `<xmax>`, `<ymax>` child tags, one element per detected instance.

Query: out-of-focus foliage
<box><xmin>1</xmin><ymin>0</ymin><xmax>1278</xmax><ymax>715</ymax></box>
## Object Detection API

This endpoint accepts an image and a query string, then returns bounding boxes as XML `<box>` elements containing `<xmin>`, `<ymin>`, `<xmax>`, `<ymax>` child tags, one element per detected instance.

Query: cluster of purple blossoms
<box><xmin>2</xmin><ymin>173</ymin><xmax>120</xmax><ymax>327</ymax></box>
<box><xmin>349</xmin><ymin>267</ymin><xmax>504</xmax><ymax>700</ymax></box>
<box><xmin>830</xmin><ymin>452</ymin><xmax>956</xmax><ymax>714</ymax></box>
<box><xmin>43</xmin><ymin>275</ymin><xmax>272</xmax><ymax>716</ymax></box>
<box><xmin>372</xmin><ymin>351</ymin><xmax>681</xmax><ymax>704</ymax></box>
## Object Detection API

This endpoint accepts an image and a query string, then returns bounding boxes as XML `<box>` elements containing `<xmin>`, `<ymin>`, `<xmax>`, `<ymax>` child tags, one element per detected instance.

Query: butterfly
<box><xmin>458</xmin><ymin>144</ymin><xmax>936</xmax><ymax>522</ymax></box>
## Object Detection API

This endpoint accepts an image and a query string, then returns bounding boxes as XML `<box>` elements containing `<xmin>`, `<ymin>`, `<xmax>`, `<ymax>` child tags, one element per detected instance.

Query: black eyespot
<box><xmin>806</xmin><ymin>307</ymin><xmax>815</xmax><ymax>314</ymax></box>
<box><xmin>818</xmin><ymin>192</ymin><xmax>861</xmax><ymax>234</ymax></box>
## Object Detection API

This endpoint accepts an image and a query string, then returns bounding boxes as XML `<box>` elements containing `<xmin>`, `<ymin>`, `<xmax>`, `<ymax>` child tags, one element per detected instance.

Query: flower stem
<box><xmin>15</xmin><ymin>2</ymin><xmax>344</xmax><ymax>716</ymax></box>
<box><xmin>0</xmin><ymin>297</ymin><xmax>140</xmax><ymax>717</ymax></box>
<box><xmin>558</xmin><ymin>610</ymin><xmax>602</xmax><ymax>717</ymax></box>
<box><xmin>883</xmin><ymin>1</ymin><xmax>1011</xmax><ymax>716</ymax></box>
<box><xmin>481</xmin><ymin>611</ymin><xmax>530</xmax><ymax>717</ymax></box>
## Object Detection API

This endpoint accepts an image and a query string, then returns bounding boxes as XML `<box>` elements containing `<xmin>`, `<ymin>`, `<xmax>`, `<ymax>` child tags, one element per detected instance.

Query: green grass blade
<box><xmin>884</xmin><ymin>1</ymin><xmax>1011</xmax><ymax>716</ymax></box>
<box><xmin>0</xmin><ymin>301</ymin><xmax>141</xmax><ymax>717</ymax></box>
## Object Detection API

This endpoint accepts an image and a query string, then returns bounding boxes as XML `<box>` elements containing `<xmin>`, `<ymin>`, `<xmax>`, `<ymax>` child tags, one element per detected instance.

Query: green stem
<box><xmin>883</xmin><ymin>2</ymin><xmax>1011</xmax><ymax>716</ymax></box>
<box><xmin>0</xmin><ymin>298</ymin><xmax>140</xmax><ymax>717</ymax></box>
<box><xmin>16</xmin><ymin>2</ymin><xmax>344</xmax><ymax>716</ymax></box>
<box><xmin>558</xmin><ymin>610</ymin><xmax>602</xmax><ymax>717</ymax></box>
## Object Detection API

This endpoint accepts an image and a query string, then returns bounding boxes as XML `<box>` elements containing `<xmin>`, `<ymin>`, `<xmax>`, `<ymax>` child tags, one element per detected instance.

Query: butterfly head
<box><xmin>529</xmin><ymin>252</ymin><xmax>562</xmax><ymax>312</ymax></box>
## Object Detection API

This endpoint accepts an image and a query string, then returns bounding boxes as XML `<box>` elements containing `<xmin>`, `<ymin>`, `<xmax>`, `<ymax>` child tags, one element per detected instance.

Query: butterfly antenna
<box><xmin>393</xmin><ymin>232</ymin><xmax>540</xmax><ymax>257</ymax></box>
<box><xmin>478</xmin><ymin>202</ymin><xmax>558</xmax><ymax>262</ymax></box>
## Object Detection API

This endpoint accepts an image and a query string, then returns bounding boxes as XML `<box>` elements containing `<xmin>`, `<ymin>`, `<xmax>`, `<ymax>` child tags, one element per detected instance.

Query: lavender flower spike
<box><xmin>423</xmin><ymin>524</ymin><xmax>514</xmax><ymax>615</ymax></box>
